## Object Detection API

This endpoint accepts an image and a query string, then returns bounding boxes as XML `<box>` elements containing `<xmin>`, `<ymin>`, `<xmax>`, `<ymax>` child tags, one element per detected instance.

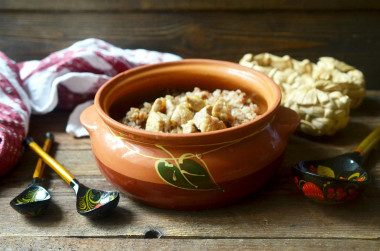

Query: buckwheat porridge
<box><xmin>122</xmin><ymin>87</ymin><xmax>260</xmax><ymax>133</ymax></box>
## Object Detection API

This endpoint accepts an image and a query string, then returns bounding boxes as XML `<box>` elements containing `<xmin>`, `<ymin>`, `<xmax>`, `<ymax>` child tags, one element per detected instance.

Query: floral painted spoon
<box><xmin>24</xmin><ymin>137</ymin><xmax>120</xmax><ymax>218</ymax></box>
<box><xmin>10</xmin><ymin>132</ymin><xmax>54</xmax><ymax>216</ymax></box>
<box><xmin>292</xmin><ymin>125</ymin><xmax>380</xmax><ymax>204</ymax></box>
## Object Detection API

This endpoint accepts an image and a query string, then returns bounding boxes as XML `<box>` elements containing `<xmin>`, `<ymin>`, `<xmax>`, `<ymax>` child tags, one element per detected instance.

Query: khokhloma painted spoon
<box><xmin>292</xmin><ymin>125</ymin><xmax>380</xmax><ymax>203</ymax></box>
<box><xmin>24</xmin><ymin>137</ymin><xmax>120</xmax><ymax>218</ymax></box>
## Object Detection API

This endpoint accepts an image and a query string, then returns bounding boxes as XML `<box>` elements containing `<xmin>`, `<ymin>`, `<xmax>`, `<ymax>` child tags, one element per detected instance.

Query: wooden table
<box><xmin>0</xmin><ymin>91</ymin><xmax>379</xmax><ymax>250</ymax></box>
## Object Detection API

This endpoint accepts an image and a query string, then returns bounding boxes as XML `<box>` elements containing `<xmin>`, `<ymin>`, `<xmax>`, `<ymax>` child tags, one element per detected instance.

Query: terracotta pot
<box><xmin>80</xmin><ymin>59</ymin><xmax>300</xmax><ymax>210</ymax></box>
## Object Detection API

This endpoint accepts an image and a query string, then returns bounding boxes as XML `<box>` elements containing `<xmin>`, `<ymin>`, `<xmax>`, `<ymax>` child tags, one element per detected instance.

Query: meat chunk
<box><xmin>212</xmin><ymin>98</ymin><xmax>233</xmax><ymax>125</ymax></box>
<box><xmin>193</xmin><ymin>105</ymin><xmax>212</xmax><ymax>129</ymax></box>
<box><xmin>151</xmin><ymin>98</ymin><xmax>166</xmax><ymax>113</ymax></box>
<box><xmin>198</xmin><ymin>116</ymin><xmax>226</xmax><ymax>132</ymax></box>
<box><xmin>184</xmin><ymin>95</ymin><xmax>206</xmax><ymax>112</ymax></box>
<box><xmin>145</xmin><ymin>111</ymin><xmax>170</xmax><ymax>132</ymax></box>
<box><xmin>182</xmin><ymin>120</ymin><xmax>198</xmax><ymax>133</ymax></box>
<box><xmin>171</xmin><ymin>103</ymin><xmax>194</xmax><ymax>126</ymax></box>
<box><xmin>165</xmin><ymin>95</ymin><xmax>178</xmax><ymax>118</ymax></box>
<box><xmin>193</xmin><ymin>105</ymin><xmax>226</xmax><ymax>132</ymax></box>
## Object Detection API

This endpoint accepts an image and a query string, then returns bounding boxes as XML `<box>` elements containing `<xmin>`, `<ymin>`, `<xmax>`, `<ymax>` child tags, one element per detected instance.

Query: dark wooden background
<box><xmin>0</xmin><ymin>0</ymin><xmax>379</xmax><ymax>89</ymax></box>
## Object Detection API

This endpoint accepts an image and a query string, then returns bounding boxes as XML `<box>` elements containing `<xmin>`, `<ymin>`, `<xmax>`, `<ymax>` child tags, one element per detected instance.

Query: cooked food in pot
<box><xmin>122</xmin><ymin>87</ymin><xmax>260</xmax><ymax>133</ymax></box>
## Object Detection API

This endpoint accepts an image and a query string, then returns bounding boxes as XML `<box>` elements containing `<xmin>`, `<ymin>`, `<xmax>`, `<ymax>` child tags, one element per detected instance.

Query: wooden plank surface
<box><xmin>1</xmin><ymin>0</ymin><xmax>380</xmax><ymax>11</ymax></box>
<box><xmin>0</xmin><ymin>237</ymin><xmax>379</xmax><ymax>251</ymax></box>
<box><xmin>0</xmin><ymin>91</ymin><xmax>379</xmax><ymax>250</ymax></box>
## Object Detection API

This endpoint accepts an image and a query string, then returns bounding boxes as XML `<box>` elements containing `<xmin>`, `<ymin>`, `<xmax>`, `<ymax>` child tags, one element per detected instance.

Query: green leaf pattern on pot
<box><xmin>156</xmin><ymin>157</ymin><xmax>222</xmax><ymax>191</ymax></box>
<box><xmin>154</xmin><ymin>146</ymin><xmax>223</xmax><ymax>191</ymax></box>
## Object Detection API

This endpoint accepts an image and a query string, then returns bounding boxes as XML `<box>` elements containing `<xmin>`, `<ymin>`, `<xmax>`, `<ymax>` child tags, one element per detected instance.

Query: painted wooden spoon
<box><xmin>292</xmin><ymin>125</ymin><xmax>380</xmax><ymax>203</ymax></box>
<box><xmin>24</xmin><ymin>137</ymin><xmax>120</xmax><ymax>218</ymax></box>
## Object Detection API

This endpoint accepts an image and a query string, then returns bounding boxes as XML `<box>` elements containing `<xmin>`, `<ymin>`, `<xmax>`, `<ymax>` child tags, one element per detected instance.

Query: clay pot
<box><xmin>80</xmin><ymin>59</ymin><xmax>300</xmax><ymax>210</ymax></box>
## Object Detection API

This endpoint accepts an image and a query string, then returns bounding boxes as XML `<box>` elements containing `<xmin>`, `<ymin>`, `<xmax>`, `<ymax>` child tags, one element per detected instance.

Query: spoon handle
<box><xmin>32</xmin><ymin>132</ymin><xmax>54</xmax><ymax>181</ymax></box>
<box><xmin>355</xmin><ymin>125</ymin><xmax>380</xmax><ymax>156</ymax></box>
<box><xmin>25</xmin><ymin>137</ymin><xmax>75</xmax><ymax>185</ymax></box>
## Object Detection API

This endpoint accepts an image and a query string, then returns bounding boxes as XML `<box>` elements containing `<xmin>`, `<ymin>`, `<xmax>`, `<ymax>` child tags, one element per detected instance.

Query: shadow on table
<box><xmin>87</xmin><ymin>206</ymin><xmax>134</xmax><ymax>228</ymax></box>
<box><xmin>23</xmin><ymin>201</ymin><xmax>64</xmax><ymax>225</ymax></box>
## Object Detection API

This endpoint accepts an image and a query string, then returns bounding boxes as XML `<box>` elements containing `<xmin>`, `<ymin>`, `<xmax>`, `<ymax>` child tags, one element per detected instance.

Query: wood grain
<box><xmin>1</xmin><ymin>0</ymin><xmax>380</xmax><ymax>11</ymax></box>
<box><xmin>0</xmin><ymin>8</ymin><xmax>379</xmax><ymax>89</ymax></box>
<box><xmin>0</xmin><ymin>237</ymin><xmax>379</xmax><ymax>251</ymax></box>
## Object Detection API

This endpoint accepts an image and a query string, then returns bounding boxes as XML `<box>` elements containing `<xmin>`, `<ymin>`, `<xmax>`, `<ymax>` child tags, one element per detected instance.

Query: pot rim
<box><xmin>94</xmin><ymin>59</ymin><xmax>282</xmax><ymax>142</ymax></box>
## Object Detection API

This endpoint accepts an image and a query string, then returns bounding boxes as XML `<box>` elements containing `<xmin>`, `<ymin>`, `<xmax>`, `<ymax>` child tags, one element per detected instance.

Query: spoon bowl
<box><xmin>10</xmin><ymin>182</ymin><xmax>51</xmax><ymax>216</ymax></box>
<box><xmin>292</xmin><ymin>126</ymin><xmax>380</xmax><ymax>204</ymax></box>
<box><xmin>292</xmin><ymin>152</ymin><xmax>370</xmax><ymax>204</ymax></box>
<box><xmin>72</xmin><ymin>179</ymin><xmax>120</xmax><ymax>218</ymax></box>
<box><xmin>10</xmin><ymin>132</ymin><xmax>54</xmax><ymax>216</ymax></box>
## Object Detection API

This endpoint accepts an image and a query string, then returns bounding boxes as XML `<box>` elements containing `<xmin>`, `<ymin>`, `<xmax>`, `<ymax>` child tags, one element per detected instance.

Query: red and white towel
<box><xmin>0</xmin><ymin>38</ymin><xmax>181</xmax><ymax>176</ymax></box>
<box><xmin>0</xmin><ymin>52</ymin><xmax>31</xmax><ymax>176</ymax></box>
